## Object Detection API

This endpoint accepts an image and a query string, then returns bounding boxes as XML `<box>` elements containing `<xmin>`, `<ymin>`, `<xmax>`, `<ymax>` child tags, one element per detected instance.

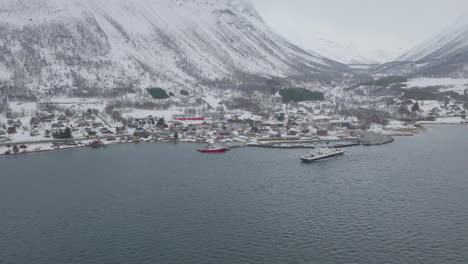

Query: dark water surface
<box><xmin>1</xmin><ymin>125</ymin><xmax>467</xmax><ymax>264</ymax></box>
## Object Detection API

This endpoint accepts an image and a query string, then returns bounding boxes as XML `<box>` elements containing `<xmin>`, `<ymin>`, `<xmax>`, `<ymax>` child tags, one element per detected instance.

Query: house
<box><xmin>92</xmin><ymin>122</ymin><xmax>104</xmax><ymax>128</ymax></box>
<box><xmin>85</xmin><ymin>115</ymin><xmax>96</xmax><ymax>121</ymax></box>
<box><xmin>7</xmin><ymin>127</ymin><xmax>17</xmax><ymax>134</ymax></box>
<box><xmin>218</xmin><ymin>130</ymin><xmax>231</xmax><ymax>137</ymax></box>
<box><xmin>87</xmin><ymin>131</ymin><xmax>97</xmax><ymax>138</ymax></box>
<box><xmin>30</xmin><ymin>130</ymin><xmax>40</xmax><ymax>137</ymax></box>
<box><xmin>134</xmin><ymin>130</ymin><xmax>150</xmax><ymax>138</ymax></box>
<box><xmin>176</xmin><ymin>117</ymin><xmax>205</xmax><ymax>121</ymax></box>
<box><xmin>40</xmin><ymin>117</ymin><xmax>53</xmax><ymax>123</ymax></box>
<box><xmin>100</xmin><ymin>128</ymin><xmax>113</xmax><ymax>134</ymax></box>
<box><xmin>12</xmin><ymin>120</ymin><xmax>22</xmax><ymax>128</ymax></box>
<box><xmin>202</xmin><ymin>112</ymin><xmax>224</xmax><ymax>120</ymax></box>
<box><xmin>156</xmin><ymin>131</ymin><xmax>171</xmax><ymax>139</ymax></box>
<box><xmin>317</xmin><ymin>130</ymin><xmax>328</xmax><ymax>136</ymax></box>
<box><xmin>57</xmin><ymin>116</ymin><xmax>68</xmax><ymax>122</ymax></box>
<box><xmin>173</xmin><ymin>114</ymin><xmax>205</xmax><ymax>121</ymax></box>
<box><xmin>116</xmin><ymin>127</ymin><xmax>128</xmax><ymax>135</ymax></box>
<box><xmin>51</xmin><ymin>122</ymin><xmax>64</xmax><ymax>129</ymax></box>
<box><xmin>78</xmin><ymin>121</ymin><xmax>90</xmax><ymax>127</ymax></box>
<box><xmin>135</xmin><ymin>116</ymin><xmax>155</xmax><ymax>125</ymax></box>
<box><xmin>227</xmin><ymin>118</ymin><xmax>243</xmax><ymax>124</ymax></box>
<box><xmin>332</xmin><ymin>121</ymin><xmax>352</xmax><ymax>128</ymax></box>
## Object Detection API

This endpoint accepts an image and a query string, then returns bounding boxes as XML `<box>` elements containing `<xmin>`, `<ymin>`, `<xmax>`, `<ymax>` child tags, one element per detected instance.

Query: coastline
<box><xmin>2</xmin><ymin>122</ymin><xmax>467</xmax><ymax>158</ymax></box>
<box><xmin>0</xmin><ymin>131</ymin><xmax>394</xmax><ymax>158</ymax></box>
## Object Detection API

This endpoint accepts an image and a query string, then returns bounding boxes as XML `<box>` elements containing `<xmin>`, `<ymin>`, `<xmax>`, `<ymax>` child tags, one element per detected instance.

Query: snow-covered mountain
<box><xmin>0</xmin><ymin>0</ymin><xmax>348</xmax><ymax>96</ymax></box>
<box><xmin>388</xmin><ymin>14</ymin><xmax>468</xmax><ymax>77</ymax></box>
<box><xmin>306</xmin><ymin>38</ymin><xmax>402</xmax><ymax>65</ymax></box>
<box><xmin>399</xmin><ymin>15</ymin><xmax>468</xmax><ymax>62</ymax></box>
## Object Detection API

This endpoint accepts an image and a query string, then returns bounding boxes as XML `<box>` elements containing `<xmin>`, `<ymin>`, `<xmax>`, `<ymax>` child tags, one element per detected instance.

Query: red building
<box><xmin>7</xmin><ymin>127</ymin><xmax>17</xmax><ymax>134</ymax></box>
<box><xmin>317</xmin><ymin>130</ymin><xmax>328</xmax><ymax>136</ymax></box>
<box><xmin>176</xmin><ymin>117</ymin><xmax>205</xmax><ymax>121</ymax></box>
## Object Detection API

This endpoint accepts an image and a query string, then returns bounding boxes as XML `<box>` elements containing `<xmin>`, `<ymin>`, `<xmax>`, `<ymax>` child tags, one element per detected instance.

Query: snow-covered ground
<box><xmin>386</xmin><ymin>120</ymin><xmax>410</xmax><ymax>129</ymax></box>
<box><xmin>121</xmin><ymin>108</ymin><xmax>184</xmax><ymax>120</ymax></box>
<box><xmin>417</xmin><ymin>100</ymin><xmax>443</xmax><ymax>112</ymax></box>
<box><xmin>405</xmin><ymin>78</ymin><xmax>468</xmax><ymax>94</ymax></box>
<box><xmin>417</xmin><ymin>117</ymin><xmax>466</xmax><ymax>124</ymax></box>
<box><xmin>203</xmin><ymin>94</ymin><xmax>223</xmax><ymax>109</ymax></box>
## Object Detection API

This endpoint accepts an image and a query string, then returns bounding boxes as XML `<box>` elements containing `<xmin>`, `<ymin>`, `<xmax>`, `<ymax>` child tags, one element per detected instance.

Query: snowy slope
<box><xmin>399</xmin><ymin>14</ymin><xmax>468</xmax><ymax>62</ymax></box>
<box><xmin>0</xmin><ymin>0</ymin><xmax>348</xmax><ymax>95</ymax></box>
<box><xmin>307</xmin><ymin>38</ymin><xmax>402</xmax><ymax>65</ymax></box>
<box><xmin>374</xmin><ymin>14</ymin><xmax>468</xmax><ymax>78</ymax></box>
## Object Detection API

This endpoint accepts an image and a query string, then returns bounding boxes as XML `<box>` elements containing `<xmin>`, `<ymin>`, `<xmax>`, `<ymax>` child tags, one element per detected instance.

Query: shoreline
<box><xmin>1</xmin><ymin>123</ymin><xmax>466</xmax><ymax>158</ymax></box>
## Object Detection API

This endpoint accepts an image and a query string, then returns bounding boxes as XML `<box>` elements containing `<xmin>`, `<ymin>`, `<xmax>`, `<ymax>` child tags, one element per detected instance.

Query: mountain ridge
<box><xmin>376</xmin><ymin>13</ymin><xmax>468</xmax><ymax>78</ymax></box>
<box><xmin>0</xmin><ymin>0</ymin><xmax>349</xmax><ymax>96</ymax></box>
<box><xmin>399</xmin><ymin>14</ymin><xmax>468</xmax><ymax>62</ymax></box>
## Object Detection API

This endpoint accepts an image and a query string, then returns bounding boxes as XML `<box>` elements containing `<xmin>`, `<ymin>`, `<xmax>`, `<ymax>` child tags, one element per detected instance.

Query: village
<box><xmin>0</xmin><ymin>94</ymin><xmax>467</xmax><ymax>156</ymax></box>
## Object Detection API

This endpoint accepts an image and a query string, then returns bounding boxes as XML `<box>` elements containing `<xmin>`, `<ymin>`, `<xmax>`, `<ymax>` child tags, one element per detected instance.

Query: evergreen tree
<box><xmin>147</xmin><ymin>88</ymin><xmax>170</xmax><ymax>99</ymax></box>
<box><xmin>64</xmin><ymin>127</ymin><xmax>72</xmax><ymax>138</ymax></box>
<box><xmin>412</xmin><ymin>102</ymin><xmax>420</xmax><ymax>112</ymax></box>
<box><xmin>277</xmin><ymin>113</ymin><xmax>285</xmax><ymax>122</ymax></box>
<box><xmin>52</xmin><ymin>127</ymin><xmax>73</xmax><ymax>139</ymax></box>
<box><xmin>279</xmin><ymin>88</ymin><xmax>324</xmax><ymax>102</ymax></box>
<box><xmin>157</xmin><ymin>118</ymin><xmax>166</xmax><ymax>128</ymax></box>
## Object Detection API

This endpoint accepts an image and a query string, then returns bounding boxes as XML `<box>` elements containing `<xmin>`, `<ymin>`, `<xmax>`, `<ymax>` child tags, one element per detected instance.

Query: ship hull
<box><xmin>199</xmin><ymin>148</ymin><xmax>228</xmax><ymax>153</ymax></box>
<box><xmin>300</xmin><ymin>151</ymin><xmax>345</xmax><ymax>162</ymax></box>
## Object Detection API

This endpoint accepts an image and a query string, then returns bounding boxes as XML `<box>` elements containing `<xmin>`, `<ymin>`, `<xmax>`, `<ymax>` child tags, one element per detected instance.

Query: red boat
<box><xmin>199</xmin><ymin>148</ymin><xmax>227</xmax><ymax>153</ymax></box>
<box><xmin>88</xmin><ymin>140</ymin><xmax>105</xmax><ymax>148</ymax></box>
<box><xmin>198</xmin><ymin>144</ymin><xmax>228</xmax><ymax>153</ymax></box>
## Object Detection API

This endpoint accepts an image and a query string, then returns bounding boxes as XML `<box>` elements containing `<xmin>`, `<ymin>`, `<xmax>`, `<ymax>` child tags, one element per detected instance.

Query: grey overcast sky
<box><xmin>251</xmin><ymin>0</ymin><xmax>468</xmax><ymax>59</ymax></box>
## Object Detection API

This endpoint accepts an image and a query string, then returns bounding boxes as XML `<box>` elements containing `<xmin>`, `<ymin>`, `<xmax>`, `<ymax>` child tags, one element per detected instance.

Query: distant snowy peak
<box><xmin>399</xmin><ymin>13</ymin><xmax>468</xmax><ymax>62</ymax></box>
<box><xmin>305</xmin><ymin>38</ymin><xmax>401</xmax><ymax>65</ymax></box>
<box><xmin>376</xmin><ymin>13</ymin><xmax>468</xmax><ymax>78</ymax></box>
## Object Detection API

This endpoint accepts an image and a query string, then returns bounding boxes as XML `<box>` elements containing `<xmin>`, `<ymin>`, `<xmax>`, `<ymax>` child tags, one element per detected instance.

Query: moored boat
<box><xmin>334</xmin><ymin>142</ymin><xmax>359</xmax><ymax>148</ymax></box>
<box><xmin>88</xmin><ymin>140</ymin><xmax>105</xmax><ymax>148</ymax></box>
<box><xmin>300</xmin><ymin>148</ymin><xmax>345</xmax><ymax>162</ymax></box>
<box><xmin>198</xmin><ymin>144</ymin><xmax>228</xmax><ymax>153</ymax></box>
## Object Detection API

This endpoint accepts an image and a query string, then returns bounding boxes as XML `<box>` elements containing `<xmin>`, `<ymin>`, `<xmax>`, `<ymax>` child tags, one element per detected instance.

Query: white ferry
<box><xmin>300</xmin><ymin>148</ymin><xmax>345</xmax><ymax>162</ymax></box>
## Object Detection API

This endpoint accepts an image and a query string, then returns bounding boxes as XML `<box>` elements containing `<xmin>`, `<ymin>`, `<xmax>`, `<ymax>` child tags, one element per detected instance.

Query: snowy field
<box><xmin>405</xmin><ymin>78</ymin><xmax>468</xmax><ymax>94</ymax></box>
<box><xmin>417</xmin><ymin>117</ymin><xmax>467</xmax><ymax>124</ymax></box>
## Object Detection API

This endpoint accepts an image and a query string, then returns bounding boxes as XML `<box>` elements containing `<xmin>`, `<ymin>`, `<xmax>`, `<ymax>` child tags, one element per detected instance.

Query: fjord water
<box><xmin>1</xmin><ymin>125</ymin><xmax>467</xmax><ymax>264</ymax></box>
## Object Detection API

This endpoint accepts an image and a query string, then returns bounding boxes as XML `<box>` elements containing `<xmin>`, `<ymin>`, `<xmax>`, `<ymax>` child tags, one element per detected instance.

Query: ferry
<box><xmin>300</xmin><ymin>148</ymin><xmax>345</xmax><ymax>162</ymax></box>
